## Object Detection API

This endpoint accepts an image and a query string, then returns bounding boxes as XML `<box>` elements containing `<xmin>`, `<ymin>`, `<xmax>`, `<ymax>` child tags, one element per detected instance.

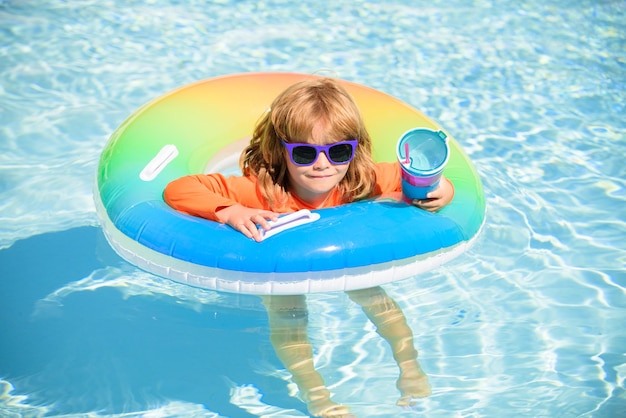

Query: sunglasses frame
<box><xmin>281</xmin><ymin>139</ymin><xmax>359</xmax><ymax>167</ymax></box>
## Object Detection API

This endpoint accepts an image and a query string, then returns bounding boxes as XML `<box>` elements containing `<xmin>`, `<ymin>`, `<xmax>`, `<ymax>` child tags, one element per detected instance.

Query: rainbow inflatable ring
<box><xmin>95</xmin><ymin>72</ymin><xmax>485</xmax><ymax>295</ymax></box>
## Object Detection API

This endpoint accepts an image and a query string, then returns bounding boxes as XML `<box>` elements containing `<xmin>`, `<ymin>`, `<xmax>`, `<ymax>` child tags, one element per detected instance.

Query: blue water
<box><xmin>1</xmin><ymin>0</ymin><xmax>625</xmax><ymax>417</ymax></box>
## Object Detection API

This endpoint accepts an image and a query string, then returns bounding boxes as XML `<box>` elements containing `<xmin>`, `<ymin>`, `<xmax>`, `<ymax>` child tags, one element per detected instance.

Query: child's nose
<box><xmin>312</xmin><ymin>151</ymin><xmax>331</xmax><ymax>168</ymax></box>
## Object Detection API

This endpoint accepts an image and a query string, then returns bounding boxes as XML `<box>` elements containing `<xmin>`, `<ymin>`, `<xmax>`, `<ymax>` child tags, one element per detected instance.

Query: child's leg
<box><xmin>262</xmin><ymin>295</ymin><xmax>353</xmax><ymax>417</ymax></box>
<box><xmin>346</xmin><ymin>287</ymin><xmax>431</xmax><ymax>406</ymax></box>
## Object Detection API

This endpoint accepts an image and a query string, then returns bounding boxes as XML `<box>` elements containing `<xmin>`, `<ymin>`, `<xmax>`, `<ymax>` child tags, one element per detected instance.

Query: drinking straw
<box><xmin>404</xmin><ymin>142</ymin><xmax>410</xmax><ymax>164</ymax></box>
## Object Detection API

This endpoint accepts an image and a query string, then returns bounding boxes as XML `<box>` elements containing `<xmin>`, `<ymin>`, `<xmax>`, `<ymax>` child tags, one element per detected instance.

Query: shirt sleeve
<box><xmin>372</xmin><ymin>161</ymin><xmax>402</xmax><ymax>195</ymax></box>
<box><xmin>163</xmin><ymin>174</ymin><xmax>263</xmax><ymax>221</ymax></box>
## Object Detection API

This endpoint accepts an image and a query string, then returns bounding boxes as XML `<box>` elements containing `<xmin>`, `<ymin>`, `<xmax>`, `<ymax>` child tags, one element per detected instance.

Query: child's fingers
<box><xmin>411</xmin><ymin>198</ymin><xmax>439</xmax><ymax>212</ymax></box>
<box><xmin>232</xmin><ymin>223</ymin><xmax>253</xmax><ymax>240</ymax></box>
<box><xmin>256</xmin><ymin>211</ymin><xmax>279</xmax><ymax>230</ymax></box>
<box><xmin>251</xmin><ymin>214</ymin><xmax>277</xmax><ymax>239</ymax></box>
<box><xmin>228</xmin><ymin>210</ymin><xmax>280</xmax><ymax>242</ymax></box>
<box><xmin>248</xmin><ymin>212</ymin><xmax>280</xmax><ymax>241</ymax></box>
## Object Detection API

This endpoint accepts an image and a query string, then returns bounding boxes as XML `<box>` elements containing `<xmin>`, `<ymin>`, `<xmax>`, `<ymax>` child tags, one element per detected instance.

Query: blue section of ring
<box><xmin>115</xmin><ymin>199</ymin><xmax>467</xmax><ymax>273</ymax></box>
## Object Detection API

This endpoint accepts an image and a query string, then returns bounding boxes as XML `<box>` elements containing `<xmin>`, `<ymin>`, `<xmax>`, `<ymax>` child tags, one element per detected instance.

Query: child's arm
<box><xmin>164</xmin><ymin>174</ymin><xmax>238</xmax><ymax>220</ymax></box>
<box><xmin>164</xmin><ymin>174</ymin><xmax>279</xmax><ymax>241</ymax></box>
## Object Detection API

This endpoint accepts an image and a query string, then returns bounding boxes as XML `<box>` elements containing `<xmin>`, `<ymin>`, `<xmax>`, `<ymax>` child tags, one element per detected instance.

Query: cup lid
<box><xmin>397</xmin><ymin>128</ymin><xmax>449</xmax><ymax>174</ymax></box>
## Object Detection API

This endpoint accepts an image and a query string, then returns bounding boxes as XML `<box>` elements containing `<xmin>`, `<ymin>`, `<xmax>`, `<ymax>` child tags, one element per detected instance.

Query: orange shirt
<box><xmin>164</xmin><ymin>162</ymin><xmax>402</xmax><ymax>221</ymax></box>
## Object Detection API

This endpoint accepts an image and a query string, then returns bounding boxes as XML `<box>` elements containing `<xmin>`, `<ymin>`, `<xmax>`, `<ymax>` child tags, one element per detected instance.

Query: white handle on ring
<box><xmin>140</xmin><ymin>144</ymin><xmax>179</xmax><ymax>181</ymax></box>
<box><xmin>259</xmin><ymin>209</ymin><xmax>321</xmax><ymax>240</ymax></box>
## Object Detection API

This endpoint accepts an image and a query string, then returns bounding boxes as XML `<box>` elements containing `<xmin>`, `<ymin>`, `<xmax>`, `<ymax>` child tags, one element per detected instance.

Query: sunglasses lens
<box><xmin>328</xmin><ymin>143</ymin><xmax>353</xmax><ymax>163</ymax></box>
<box><xmin>292</xmin><ymin>145</ymin><xmax>317</xmax><ymax>165</ymax></box>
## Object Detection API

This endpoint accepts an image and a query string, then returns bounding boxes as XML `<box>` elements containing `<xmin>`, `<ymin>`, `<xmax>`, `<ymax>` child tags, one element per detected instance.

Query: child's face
<box><xmin>284</xmin><ymin>122</ymin><xmax>350</xmax><ymax>207</ymax></box>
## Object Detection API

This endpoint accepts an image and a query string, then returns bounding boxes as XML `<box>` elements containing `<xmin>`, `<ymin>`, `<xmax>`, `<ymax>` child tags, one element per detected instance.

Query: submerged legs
<box><xmin>263</xmin><ymin>287</ymin><xmax>429</xmax><ymax>415</ymax></box>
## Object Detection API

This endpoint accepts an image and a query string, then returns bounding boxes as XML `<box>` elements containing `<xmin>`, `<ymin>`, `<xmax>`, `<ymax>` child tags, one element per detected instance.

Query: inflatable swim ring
<box><xmin>95</xmin><ymin>72</ymin><xmax>485</xmax><ymax>295</ymax></box>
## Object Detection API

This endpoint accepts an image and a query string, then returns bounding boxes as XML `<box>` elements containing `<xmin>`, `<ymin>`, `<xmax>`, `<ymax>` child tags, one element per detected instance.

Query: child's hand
<box><xmin>216</xmin><ymin>204</ymin><xmax>279</xmax><ymax>242</ymax></box>
<box><xmin>411</xmin><ymin>177</ymin><xmax>454</xmax><ymax>212</ymax></box>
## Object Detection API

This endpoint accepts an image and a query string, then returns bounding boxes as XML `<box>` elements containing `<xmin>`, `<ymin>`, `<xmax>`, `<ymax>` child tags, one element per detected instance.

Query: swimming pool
<box><xmin>1</xmin><ymin>0</ymin><xmax>624</xmax><ymax>416</ymax></box>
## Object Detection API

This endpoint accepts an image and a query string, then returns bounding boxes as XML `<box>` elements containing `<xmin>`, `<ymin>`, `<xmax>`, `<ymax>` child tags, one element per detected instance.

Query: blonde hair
<box><xmin>241</xmin><ymin>77</ymin><xmax>376</xmax><ymax>210</ymax></box>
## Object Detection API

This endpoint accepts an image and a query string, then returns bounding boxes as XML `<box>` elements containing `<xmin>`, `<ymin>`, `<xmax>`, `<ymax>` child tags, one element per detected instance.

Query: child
<box><xmin>164</xmin><ymin>77</ymin><xmax>452</xmax><ymax>417</ymax></box>
<box><xmin>163</xmin><ymin>77</ymin><xmax>454</xmax><ymax>242</ymax></box>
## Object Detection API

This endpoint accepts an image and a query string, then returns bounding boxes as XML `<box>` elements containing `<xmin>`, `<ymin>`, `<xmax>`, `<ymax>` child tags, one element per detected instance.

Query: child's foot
<box><xmin>396</xmin><ymin>366</ymin><xmax>431</xmax><ymax>407</ymax></box>
<box><xmin>309</xmin><ymin>401</ymin><xmax>354</xmax><ymax>417</ymax></box>
<box><xmin>306</xmin><ymin>387</ymin><xmax>354</xmax><ymax>417</ymax></box>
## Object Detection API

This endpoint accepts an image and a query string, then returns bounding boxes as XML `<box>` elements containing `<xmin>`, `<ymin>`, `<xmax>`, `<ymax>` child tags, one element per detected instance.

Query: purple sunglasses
<box><xmin>281</xmin><ymin>139</ymin><xmax>358</xmax><ymax>167</ymax></box>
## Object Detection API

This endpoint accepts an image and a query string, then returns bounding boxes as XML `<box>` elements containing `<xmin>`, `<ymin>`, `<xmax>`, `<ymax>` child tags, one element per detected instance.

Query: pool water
<box><xmin>1</xmin><ymin>0</ymin><xmax>625</xmax><ymax>417</ymax></box>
